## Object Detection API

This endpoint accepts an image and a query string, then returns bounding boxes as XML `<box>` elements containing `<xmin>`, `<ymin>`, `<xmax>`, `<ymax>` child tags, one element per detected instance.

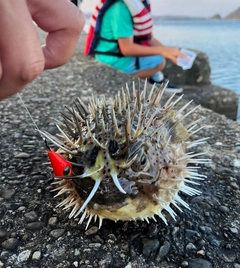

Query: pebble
<box><xmin>32</xmin><ymin>175</ymin><xmax>45</xmax><ymax>180</ymax></box>
<box><xmin>186</xmin><ymin>229</ymin><xmax>200</xmax><ymax>238</ymax></box>
<box><xmin>0</xmin><ymin>228</ymin><xmax>8</xmax><ymax>239</ymax></box>
<box><xmin>17</xmin><ymin>250</ymin><xmax>31</xmax><ymax>262</ymax></box>
<box><xmin>210</xmin><ymin>239</ymin><xmax>220</xmax><ymax>247</ymax></box>
<box><xmin>196</xmin><ymin>239</ymin><xmax>206</xmax><ymax>247</ymax></box>
<box><xmin>107</xmin><ymin>233</ymin><xmax>117</xmax><ymax>241</ymax></box>
<box><xmin>50</xmin><ymin>229</ymin><xmax>65</xmax><ymax>238</ymax></box>
<box><xmin>146</xmin><ymin>223</ymin><xmax>158</xmax><ymax>237</ymax></box>
<box><xmin>1</xmin><ymin>238</ymin><xmax>19</xmax><ymax>250</ymax></box>
<box><xmin>199</xmin><ymin>226</ymin><xmax>212</xmax><ymax>234</ymax></box>
<box><xmin>190</xmin><ymin>196</ymin><xmax>204</xmax><ymax>204</ymax></box>
<box><xmin>230</xmin><ymin>182</ymin><xmax>239</xmax><ymax>189</ymax></box>
<box><xmin>14</xmin><ymin>152</ymin><xmax>30</xmax><ymax>159</ymax></box>
<box><xmin>218</xmin><ymin>250</ymin><xmax>236</xmax><ymax>263</ymax></box>
<box><xmin>32</xmin><ymin>251</ymin><xmax>41</xmax><ymax>260</ymax></box>
<box><xmin>24</xmin><ymin>211</ymin><xmax>38</xmax><ymax>222</ymax></box>
<box><xmin>156</xmin><ymin>241</ymin><xmax>171</xmax><ymax>261</ymax></box>
<box><xmin>0</xmin><ymin>261</ymin><xmax>3</xmax><ymax>268</ymax></box>
<box><xmin>88</xmin><ymin>243</ymin><xmax>102</xmax><ymax>248</ymax></box>
<box><xmin>51</xmin><ymin>248</ymin><xmax>67</xmax><ymax>261</ymax></box>
<box><xmin>141</xmin><ymin>238</ymin><xmax>160</xmax><ymax>258</ymax></box>
<box><xmin>181</xmin><ymin>261</ymin><xmax>189</xmax><ymax>267</ymax></box>
<box><xmin>188</xmin><ymin>258</ymin><xmax>212</xmax><ymax>268</ymax></box>
<box><xmin>234</xmin><ymin>264</ymin><xmax>240</xmax><ymax>268</ymax></box>
<box><xmin>171</xmin><ymin>226</ymin><xmax>179</xmax><ymax>237</ymax></box>
<box><xmin>186</xmin><ymin>243</ymin><xmax>197</xmax><ymax>250</ymax></box>
<box><xmin>197</xmin><ymin>250</ymin><xmax>205</xmax><ymax>256</ymax></box>
<box><xmin>26</xmin><ymin>221</ymin><xmax>45</xmax><ymax>231</ymax></box>
<box><xmin>73</xmin><ymin>261</ymin><xmax>79</xmax><ymax>267</ymax></box>
<box><xmin>18</xmin><ymin>206</ymin><xmax>26</xmax><ymax>211</ymax></box>
<box><xmin>31</xmin><ymin>97</ymin><xmax>51</xmax><ymax>103</ymax></box>
<box><xmin>229</xmin><ymin>227</ymin><xmax>238</xmax><ymax>234</ymax></box>
<box><xmin>0</xmin><ymin>189</ymin><xmax>16</xmax><ymax>199</ymax></box>
<box><xmin>48</xmin><ymin>217</ymin><xmax>58</xmax><ymax>226</ymax></box>
<box><xmin>219</xmin><ymin>206</ymin><xmax>230</xmax><ymax>213</ymax></box>
<box><xmin>85</xmin><ymin>226</ymin><xmax>99</xmax><ymax>236</ymax></box>
<box><xmin>74</xmin><ymin>249</ymin><xmax>80</xmax><ymax>256</ymax></box>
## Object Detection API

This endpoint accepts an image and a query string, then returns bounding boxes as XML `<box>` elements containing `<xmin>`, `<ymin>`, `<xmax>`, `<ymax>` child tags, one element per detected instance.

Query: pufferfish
<box><xmin>39</xmin><ymin>81</ymin><xmax>209</xmax><ymax>230</ymax></box>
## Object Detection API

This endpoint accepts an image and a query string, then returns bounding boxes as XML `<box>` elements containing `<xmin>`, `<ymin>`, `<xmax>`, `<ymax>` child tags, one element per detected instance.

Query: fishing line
<box><xmin>17</xmin><ymin>92</ymin><xmax>49</xmax><ymax>149</ymax></box>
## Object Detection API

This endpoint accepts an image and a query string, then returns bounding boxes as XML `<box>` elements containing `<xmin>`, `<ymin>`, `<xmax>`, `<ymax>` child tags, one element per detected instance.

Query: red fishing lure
<box><xmin>48</xmin><ymin>149</ymin><xmax>72</xmax><ymax>177</ymax></box>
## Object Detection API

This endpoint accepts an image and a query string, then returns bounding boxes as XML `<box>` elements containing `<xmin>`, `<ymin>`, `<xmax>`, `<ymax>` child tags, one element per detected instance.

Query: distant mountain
<box><xmin>211</xmin><ymin>14</ymin><xmax>221</xmax><ymax>20</ymax></box>
<box><xmin>224</xmin><ymin>7</ymin><xmax>240</xmax><ymax>20</ymax></box>
<box><xmin>153</xmin><ymin>15</ymin><xmax>207</xmax><ymax>21</ymax></box>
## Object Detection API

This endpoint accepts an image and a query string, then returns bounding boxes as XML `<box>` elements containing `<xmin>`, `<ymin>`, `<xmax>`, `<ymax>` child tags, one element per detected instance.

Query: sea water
<box><xmin>84</xmin><ymin>19</ymin><xmax>240</xmax><ymax>120</ymax></box>
<box><xmin>153</xmin><ymin>20</ymin><xmax>240</xmax><ymax>120</ymax></box>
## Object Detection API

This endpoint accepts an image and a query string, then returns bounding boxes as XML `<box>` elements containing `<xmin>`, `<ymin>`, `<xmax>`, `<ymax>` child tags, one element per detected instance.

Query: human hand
<box><xmin>0</xmin><ymin>0</ymin><xmax>85</xmax><ymax>100</ymax></box>
<box><xmin>160</xmin><ymin>47</ymin><xmax>186</xmax><ymax>65</ymax></box>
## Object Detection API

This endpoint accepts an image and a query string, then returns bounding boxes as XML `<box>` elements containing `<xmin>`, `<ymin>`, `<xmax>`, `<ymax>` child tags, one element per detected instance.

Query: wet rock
<box><xmin>190</xmin><ymin>196</ymin><xmax>204</xmax><ymax>204</ymax></box>
<box><xmin>229</xmin><ymin>227</ymin><xmax>238</xmax><ymax>234</ymax></box>
<box><xmin>48</xmin><ymin>217</ymin><xmax>58</xmax><ymax>226</ymax></box>
<box><xmin>32</xmin><ymin>251</ymin><xmax>41</xmax><ymax>260</ymax></box>
<box><xmin>85</xmin><ymin>226</ymin><xmax>99</xmax><ymax>236</ymax></box>
<box><xmin>199</xmin><ymin>226</ymin><xmax>212</xmax><ymax>234</ymax></box>
<box><xmin>141</xmin><ymin>238</ymin><xmax>160</xmax><ymax>258</ymax></box>
<box><xmin>1</xmin><ymin>238</ymin><xmax>19</xmax><ymax>250</ymax></box>
<box><xmin>188</xmin><ymin>258</ymin><xmax>212</xmax><ymax>268</ymax></box>
<box><xmin>186</xmin><ymin>243</ymin><xmax>197</xmax><ymax>250</ymax></box>
<box><xmin>230</xmin><ymin>182</ymin><xmax>239</xmax><ymax>189</ymax></box>
<box><xmin>186</xmin><ymin>229</ymin><xmax>200</xmax><ymax>239</ymax></box>
<box><xmin>14</xmin><ymin>152</ymin><xmax>30</xmax><ymax>159</ymax></box>
<box><xmin>17</xmin><ymin>250</ymin><xmax>31</xmax><ymax>262</ymax></box>
<box><xmin>181</xmin><ymin>260</ymin><xmax>189</xmax><ymax>267</ymax></box>
<box><xmin>218</xmin><ymin>250</ymin><xmax>237</xmax><ymax>263</ymax></box>
<box><xmin>73</xmin><ymin>261</ymin><xmax>79</xmax><ymax>267</ymax></box>
<box><xmin>210</xmin><ymin>239</ymin><xmax>220</xmax><ymax>247</ymax></box>
<box><xmin>0</xmin><ymin>189</ymin><xmax>16</xmax><ymax>199</ymax></box>
<box><xmin>145</xmin><ymin>223</ymin><xmax>158</xmax><ymax>237</ymax></box>
<box><xmin>156</xmin><ymin>241</ymin><xmax>171</xmax><ymax>261</ymax></box>
<box><xmin>0</xmin><ymin>228</ymin><xmax>8</xmax><ymax>239</ymax></box>
<box><xmin>171</xmin><ymin>226</ymin><xmax>179</xmax><ymax>237</ymax></box>
<box><xmin>50</xmin><ymin>229</ymin><xmax>65</xmax><ymax>238</ymax></box>
<box><xmin>26</xmin><ymin>221</ymin><xmax>45</xmax><ymax>231</ymax></box>
<box><xmin>24</xmin><ymin>211</ymin><xmax>38</xmax><ymax>222</ymax></box>
<box><xmin>51</xmin><ymin>247</ymin><xmax>67</xmax><ymax>261</ymax></box>
<box><xmin>88</xmin><ymin>243</ymin><xmax>101</xmax><ymax>248</ymax></box>
<box><xmin>219</xmin><ymin>206</ymin><xmax>230</xmax><ymax>213</ymax></box>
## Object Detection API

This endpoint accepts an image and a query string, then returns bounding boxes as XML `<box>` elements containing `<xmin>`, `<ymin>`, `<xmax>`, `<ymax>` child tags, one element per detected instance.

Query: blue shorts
<box><xmin>125</xmin><ymin>55</ymin><xmax>164</xmax><ymax>75</ymax></box>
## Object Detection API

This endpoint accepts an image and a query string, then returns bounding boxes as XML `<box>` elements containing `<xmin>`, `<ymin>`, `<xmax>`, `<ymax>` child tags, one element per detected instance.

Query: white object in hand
<box><xmin>177</xmin><ymin>48</ymin><xmax>197</xmax><ymax>70</ymax></box>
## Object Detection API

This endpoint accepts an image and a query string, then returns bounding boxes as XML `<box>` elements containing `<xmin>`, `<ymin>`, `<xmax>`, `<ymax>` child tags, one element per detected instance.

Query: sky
<box><xmin>81</xmin><ymin>0</ymin><xmax>239</xmax><ymax>18</ymax></box>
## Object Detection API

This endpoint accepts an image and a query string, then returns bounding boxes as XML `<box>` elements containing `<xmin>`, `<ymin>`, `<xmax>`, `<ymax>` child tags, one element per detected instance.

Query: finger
<box><xmin>0</xmin><ymin>60</ymin><xmax>2</xmax><ymax>80</ymax></box>
<box><xmin>178</xmin><ymin>52</ymin><xmax>187</xmax><ymax>58</ymax></box>
<box><xmin>171</xmin><ymin>58</ymin><xmax>177</xmax><ymax>65</ymax></box>
<box><xmin>27</xmin><ymin>0</ymin><xmax>85</xmax><ymax>69</ymax></box>
<box><xmin>0</xmin><ymin>0</ymin><xmax>44</xmax><ymax>100</ymax></box>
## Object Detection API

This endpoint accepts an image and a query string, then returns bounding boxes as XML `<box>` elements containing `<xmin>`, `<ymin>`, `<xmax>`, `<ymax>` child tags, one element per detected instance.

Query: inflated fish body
<box><xmin>40</xmin><ymin>81</ymin><xmax>208</xmax><ymax>229</ymax></box>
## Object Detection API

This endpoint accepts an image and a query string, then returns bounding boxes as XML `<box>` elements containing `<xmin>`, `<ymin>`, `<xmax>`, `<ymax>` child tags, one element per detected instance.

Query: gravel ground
<box><xmin>0</xmin><ymin>30</ymin><xmax>240</xmax><ymax>268</ymax></box>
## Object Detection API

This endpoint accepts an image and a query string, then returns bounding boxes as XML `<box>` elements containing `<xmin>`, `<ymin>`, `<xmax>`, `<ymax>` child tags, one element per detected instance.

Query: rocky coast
<box><xmin>0</xmin><ymin>30</ymin><xmax>240</xmax><ymax>268</ymax></box>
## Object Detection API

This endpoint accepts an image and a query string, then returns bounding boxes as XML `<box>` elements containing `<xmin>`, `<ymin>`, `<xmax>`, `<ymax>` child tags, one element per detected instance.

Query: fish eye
<box><xmin>140</xmin><ymin>155</ymin><xmax>146</xmax><ymax>165</ymax></box>
<box><xmin>63</xmin><ymin>166</ymin><xmax>71</xmax><ymax>176</ymax></box>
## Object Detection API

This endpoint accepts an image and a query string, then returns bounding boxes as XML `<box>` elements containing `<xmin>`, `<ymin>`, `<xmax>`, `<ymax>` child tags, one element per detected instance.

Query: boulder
<box><xmin>163</xmin><ymin>49</ymin><xmax>238</xmax><ymax>120</ymax></box>
<box><xmin>164</xmin><ymin>50</ymin><xmax>211</xmax><ymax>85</ymax></box>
